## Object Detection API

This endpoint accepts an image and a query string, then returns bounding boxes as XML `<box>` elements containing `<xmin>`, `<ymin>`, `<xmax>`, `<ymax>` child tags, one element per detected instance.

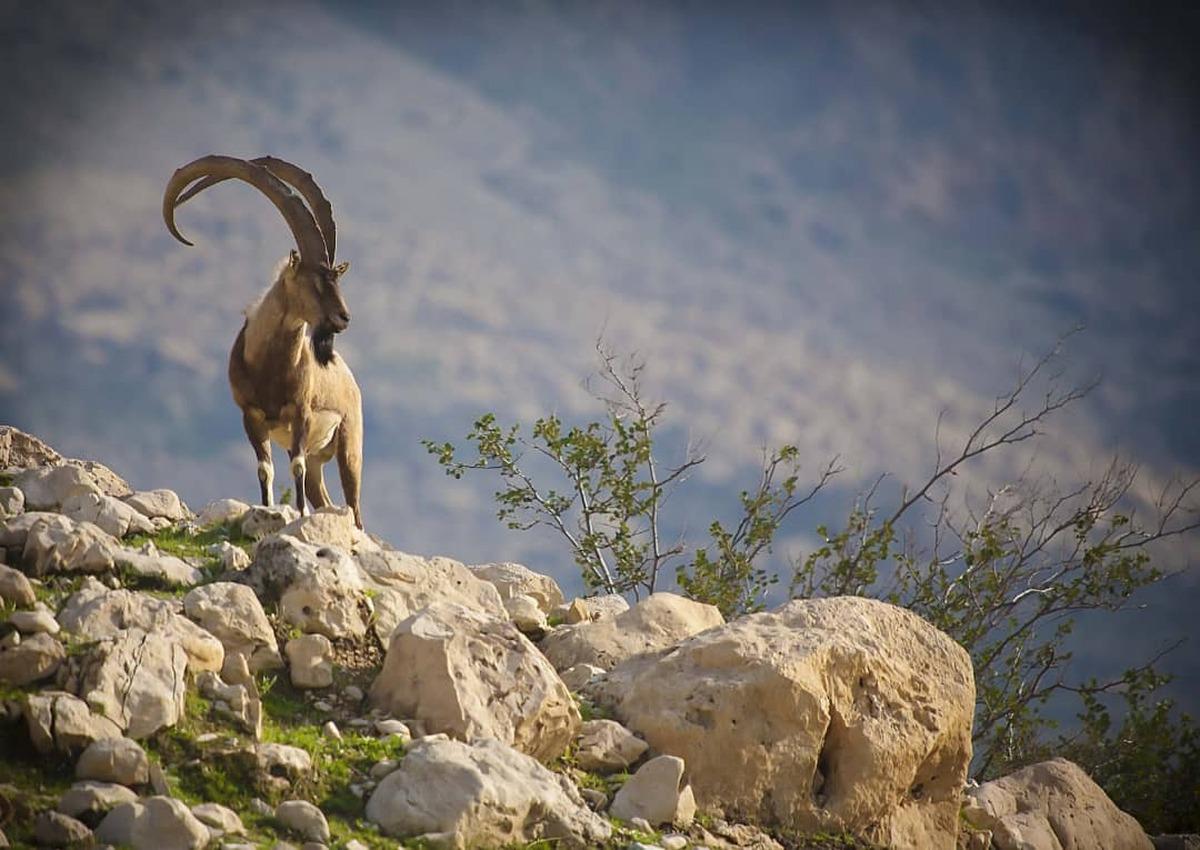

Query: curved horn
<box><xmin>163</xmin><ymin>155</ymin><xmax>327</xmax><ymax>268</ymax></box>
<box><xmin>174</xmin><ymin>155</ymin><xmax>337</xmax><ymax>264</ymax></box>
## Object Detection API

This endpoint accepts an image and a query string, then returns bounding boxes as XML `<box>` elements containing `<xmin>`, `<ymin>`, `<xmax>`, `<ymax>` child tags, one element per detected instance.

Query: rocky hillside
<box><xmin>0</xmin><ymin>425</ymin><xmax>1169</xmax><ymax>849</ymax></box>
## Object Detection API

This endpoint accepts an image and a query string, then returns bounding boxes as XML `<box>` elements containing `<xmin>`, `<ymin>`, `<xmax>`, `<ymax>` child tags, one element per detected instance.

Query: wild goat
<box><xmin>163</xmin><ymin>155</ymin><xmax>364</xmax><ymax>528</ymax></box>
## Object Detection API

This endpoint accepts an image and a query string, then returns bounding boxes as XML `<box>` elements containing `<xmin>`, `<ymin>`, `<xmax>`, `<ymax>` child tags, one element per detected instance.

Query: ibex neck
<box><xmin>243</xmin><ymin>277</ymin><xmax>307</xmax><ymax>368</ymax></box>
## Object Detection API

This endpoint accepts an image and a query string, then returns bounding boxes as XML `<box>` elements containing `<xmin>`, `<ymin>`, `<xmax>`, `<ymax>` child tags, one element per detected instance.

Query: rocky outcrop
<box><xmin>963</xmin><ymin>758</ymin><xmax>1154</xmax><ymax>850</ymax></box>
<box><xmin>26</xmin><ymin>691</ymin><xmax>123</xmax><ymax>754</ymax></box>
<box><xmin>591</xmin><ymin>596</ymin><xmax>975</xmax><ymax>850</ymax></box>
<box><xmin>365</xmin><ymin>736</ymin><xmax>612</xmax><ymax>848</ymax></box>
<box><xmin>540</xmin><ymin>591</ymin><xmax>724</xmax><ymax>672</ymax></box>
<box><xmin>370</xmin><ymin>602</ymin><xmax>579</xmax><ymax>762</ymax></box>
<box><xmin>20</xmin><ymin>514</ymin><xmax>119</xmax><ymax>576</ymax></box>
<box><xmin>278</xmin><ymin>505</ymin><xmax>375</xmax><ymax>553</ymax></box>
<box><xmin>14</xmin><ymin>465</ymin><xmax>101</xmax><ymax>511</ymax></box>
<box><xmin>357</xmin><ymin>548</ymin><xmax>507</xmax><ymax>643</ymax></box>
<box><xmin>61</xmin><ymin>490</ymin><xmax>155</xmax><ymax>538</ymax></box>
<box><xmin>471</xmin><ymin>561</ymin><xmax>565</xmax><ymax>614</ymax></box>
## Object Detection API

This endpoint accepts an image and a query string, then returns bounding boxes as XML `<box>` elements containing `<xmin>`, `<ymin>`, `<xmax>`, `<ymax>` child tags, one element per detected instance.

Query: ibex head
<box><xmin>162</xmin><ymin>155</ymin><xmax>351</xmax><ymax>362</ymax></box>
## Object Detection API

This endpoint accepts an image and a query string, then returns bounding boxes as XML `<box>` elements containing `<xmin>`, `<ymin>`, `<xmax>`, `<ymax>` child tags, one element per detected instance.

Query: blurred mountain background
<box><xmin>1</xmin><ymin>1</ymin><xmax>1197</xmax><ymax>710</ymax></box>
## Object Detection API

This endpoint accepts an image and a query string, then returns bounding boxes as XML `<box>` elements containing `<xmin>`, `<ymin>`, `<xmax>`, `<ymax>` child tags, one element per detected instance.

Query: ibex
<box><xmin>163</xmin><ymin>155</ymin><xmax>364</xmax><ymax>528</ymax></box>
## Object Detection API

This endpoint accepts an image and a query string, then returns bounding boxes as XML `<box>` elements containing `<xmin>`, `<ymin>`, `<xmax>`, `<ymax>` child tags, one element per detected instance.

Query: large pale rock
<box><xmin>191</xmin><ymin>802</ymin><xmax>245</xmax><ymax>835</ymax></box>
<box><xmin>240</xmin><ymin>535</ymin><xmax>367</xmax><ymax>639</ymax></box>
<box><xmin>575</xmin><ymin>719</ymin><xmax>649</xmax><ymax>773</ymax></box>
<box><xmin>123</xmin><ymin>489</ymin><xmax>190</xmax><ymax>522</ymax></box>
<box><xmin>592</xmin><ymin>596</ymin><xmax>975</xmax><ymax>850</ymax></box>
<box><xmin>611</xmin><ymin>754</ymin><xmax>697</xmax><ymax>827</ymax></box>
<box><xmin>0</xmin><ymin>425</ymin><xmax>63</xmax><ymax>468</ymax></box>
<box><xmin>9</xmin><ymin>604</ymin><xmax>60</xmax><ymax>635</ymax></box>
<box><xmin>357</xmin><ymin>549</ymin><xmax>507</xmax><ymax>643</ymax></box>
<box><xmin>62</xmin><ymin>490</ymin><xmax>155</xmax><ymax>538</ymax></box>
<box><xmin>26</xmin><ymin>691</ymin><xmax>123</xmax><ymax>754</ymax></box>
<box><xmin>58</xmin><ymin>582</ymin><xmax>224</xmax><ymax>672</ymax></box>
<box><xmin>15</xmin><ymin>465</ymin><xmax>100</xmax><ymax>510</ymax></box>
<box><xmin>22</xmin><ymin>515</ymin><xmax>120</xmax><ymax>576</ymax></box>
<box><xmin>77</xmin><ymin>627</ymin><xmax>189</xmax><ymax>738</ymax></box>
<box><xmin>256</xmin><ymin>742</ymin><xmax>313</xmax><ymax>777</ymax></box>
<box><xmin>0</xmin><ymin>511</ymin><xmax>62</xmax><ymax>548</ymax></box>
<box><xmin>0</xmin><ymin>563</ymin><xmax>36</xmax><ymax>607</ymax></box>
<box><xmin>114</xmin><ymin>544</ymin><xmax>202</xmax><ymax>586</ymax></box>
<box><xmin>963</xmin><ymin>758</ymin><xmax>1153</xmax><ymax>850</ymax></box>
<box><xmin>0</xmin><ymin>485</ymin><xmax>23</xmax><ymax>519</ymax></box>
<box><xmin>285</xmin><ymin>634</ymin><xmax>334</xmax><ymax>688</ymax></box>
<box><xmin>365</xmin><ymin>736</ymin><xmax>612</xmax><ymax>848</ymax></box>
<box><xmin>505</xmin><ymin>593</ymin><xmax>549</xmax><ymax>633</ymax></box>
<box><xmin>184</xmin><ymin>582</ymin><xmax>281</xmax><ymax>672</ymax></box>
<box><xmin>541</xmin><ymin>592</ymin><xmax>723</xmax><ymax>672</ymax></box>
<box><xmin>471</xmin><ymin>561</ymin><xmax>565</xmax><ymax>613</ymax></box>
<box><xmin>95</xmin><ymin>801</ymin><xmax>144</xmax><ymax>846</ymax></box>
<box><xmin>0</xmin><ymin>631</ymin><xmax>64</xmax><ymax>685</ymax></box>
<box><xmin>130</xmin><ymin>796</ymin><xmax>210</xmax><ymax>850</ymax></box>
<box><xmin>76</xmin><ymin>736</ymin><xmax>150</xmax><ymax>785</ymax></box>
<box><xmin>197</xmin><ymin>498</ymin><xmax>251</xmax><ymax>528</ymax></box>
<box><xmin>34</xmin><ymin>811</ymin><xmax>93</xmax><ymax>847</ymax></box>
<box><xmin>370</xmin><ymin>602</ymin><xmax>578</xmax><ymax>762</ymax></box>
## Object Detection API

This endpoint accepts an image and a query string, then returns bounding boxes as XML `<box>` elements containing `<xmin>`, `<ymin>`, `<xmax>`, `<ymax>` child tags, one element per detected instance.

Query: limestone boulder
<box><xmin>369</xmin><ymin>602</ymin><xmax>579</xmax><ymax>762</ymax></box>
<box><xmin>278</xmin><ymin>506</ymin><xmax>374</xmax><ymax>553</ymax></box>
<box><xmin>0</xmin><ymin>563</ymin><xmax>36</xmax><ymax>607</ymax></box>
<box><xmin>209</xmin><ymin>540</ymin><xmax>250</xmax><ymax>572</ymax></box>
<box><xmin>77</xmin><ymin>627</ymin><xmax>189</xmax><ymax>738</ymax></box>
<box><xmin>0</xmin><ymin>425</ymin><xmax>62</xmax><ymax>467</ymax></box>
<box><xmin>575</xmin><ymin>719</ymin><xmax>649</xmax><ymax>773</ymax></box>
<box><xmin>34</xmin><ymin>811</ymin><xmax>93</xmax><ymax>847</ymax></box>
<box><xmin>365</xmin><ymin>736</ymin><xmax>612</xmax><ymax>848</ymax></box>
<box><xmin>95</xmin><ymin>801</ymin><xmax>143</xmax><ymax>846</ymax></box>
<box><xmin>183</xmin><ymin>582</ymin><xmax>281</xmax><ymax>672</ymax></box>
<box><xmin>123</xmin><ymin>489</ymin><xmax>190</xmax><ymax>522</ymax></box>
<box><xmin>240</xmin><ymin>504</ymin><xmax>299</xmax><ymax>539</ymax></box>
<box><xmin>963</xmin><ymin>758</ymin><xmax>1153</xmax><ymax>850</ymax></box>
<box><xmin>505</xmin><ymin>593</ymin><xmax>549</xmax><ymax>633</ymax></box>
<box><xmin>471</xmin><ymin>561</ymin><xmax>565</xmax><ymax>614</ymax></box>
<box><xmin>0</xmin><ymin>511</ymin><xmax>63</xmax><ymax>549</ymax></box>
<box><xmin>26</xmin><ymin>691</ymin><xmax>123</xmax><ymax>754</ymax></box>
<box><xmin>611</xmin><ymin>754</ymin><xmax>697</xmax><ymax>828</ymax></box>
<box><xmin>15</xmin><ymin>465</ymin><xmax>100</xmax><ymax>510</ymax></box>
<box><xmin>197</xmin><ymin>498</ymin><xmax>251</xmax><ymax>528</ymax></box>
<box><xmin>285</xmin><ymin>634</ymin><xmax>334</xmax><ymax>689</ymax></box>
<box><xmin>76</xmin><ymin>736</ymin><xmax>150</xmax><ymax>786</ymax></box>
<box><xmin>58</xmin><ymin>780</ymin><xmax>139</xmax><ymax>824</ymax></box>
<box><xmin>540</xmin><ymin>592</ymin><xmax>723</xmax><ymax>672</ymax></box>
<box><xmin>21</xmin><ymin>514</ymin><xmax>120</xmax><ymax>576</ymax></box>
<box><xmin>275</xmin><ymin>800</ymin><xmax>330</xmax><ymax>843</ymax></box>
<box><xmin>240</xmin><ymin>534</ymin><xmax>368</xmax><ymax>639</ymax></box>
<box><xmin>357</xmin><ymin>549</ymin><xmax>507</xmax><ymax>643</ymax></box>
<box><xmin>191</xmin><ymin>802</ymin><xmax>245</xmax><ymax>836</ymax></box>
<box><xmin>9</xmin><ymin>604</ymin><xmax>60</xmax><ymax>635</ymax></box>
<box><xmin>591</xmin><ymin>596</ymin><xmax>975</xmax><ymax>850</ymax></box>
<box><xmin>0</xmin><ymin>631</ymin><xmax>64</xmax><ymax>685</ymax></box>
<box><xmin>61</xmin><ymin>490</ymin><xmax>155</xmax><ymax>538</ymax></box>
<box><xmin>58</xmin><ymin>582</ymin><xmax>223</xmax><ymax>672</ymax></box>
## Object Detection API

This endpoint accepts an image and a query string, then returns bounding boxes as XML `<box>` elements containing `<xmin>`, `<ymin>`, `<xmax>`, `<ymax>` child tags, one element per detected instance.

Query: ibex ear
<box><xmin>288</xmin><ymin>249</ymin><xmax>301</xmax><ymax>269</ymax></box>
<box><xmin>333</xmin><ymin>260</ymin><xmax>350</xmax><ymax>278</ymax></box>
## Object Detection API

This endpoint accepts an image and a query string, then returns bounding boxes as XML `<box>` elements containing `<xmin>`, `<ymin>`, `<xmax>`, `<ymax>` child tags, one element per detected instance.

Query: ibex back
<box><xmin>163</xmin><ymin>155</ymin><xmax>364</xmax><ymax>528</ymax></box>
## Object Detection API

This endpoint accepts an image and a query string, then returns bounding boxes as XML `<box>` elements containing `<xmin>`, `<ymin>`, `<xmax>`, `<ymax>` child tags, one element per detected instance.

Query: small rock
<box><xmin>505</xmin><ymin>593</ymin><xmax>548</xmax><ymax>633</ymax></box>
<box><xmin>661</xmin><ymin>835</ymin><xmax>689</xmax><ymax>850</ymax></box>
<box><xmin>628</xmin><ymin>843</ymin><xmax>661</xmax><ymax>850</ymax></box>
<box><xmin>26</xmin><ymin>691</ymin><xmax>123</xmax><ymax>754</ymax></box>
<box><xmin>575</xmin><ymin>719</ymin><xmax>649</xmax><ymax>773</ymax></box>
<box><xmin>241</xmin><ymin>504</ymin><xmax>299</xmax><ymax>539</ymax></box>
<box><xmin>344</xmin><ymin>841</ymin><xmax>370</xmax><ymax>850</ymax></box>
<box><xmin>34</xmin><ymin>810</ymin><xmax>93</xmax><ymax>847</ymax></box>
<box><xmin>322</xmin><ymin>720</ymin><xmax>341</xmax><ymax>740</ymax></box>
<box><xmin>0</xmin><ymin>563</ymin><xmax>36</xmax><ymax>607</ymax></box>
<box><xmin>343</xmin><ymin>685</ymin><xmax>364</xmax><ymax>702</ymax></box>
<box><xmin>148</xmin><ymin>762</ymin><xmax>171</xmax><ymax>796</ymax></box>
<box><xmin>185</xmin><ymin>583</ymin><xmax>281</xmax><ymax>673</ymax></box>
<box><xmin>62</xmin><ymin>490</ymin><xmax>155</xmax><ymax>538</ymax></box>
<box><xmin>579</xmin><ymin>787</ymin><xmax>607</xmax><ymax>810</ymax></box>
<box><xmin>76</xmin><ymin>737</ymin><xmax>151</xmax><ymax>786</ymax></box>
<box><xmin>94</xmin><ymin>801</ymin><xmax>143</xmax><ymax>846</ymax></box>
<box><xmin>565</xmin><ymin>593</ymin><xmax>630</xmax><ymax>624</ymax></box>
<box><xmin>8</xmin><ymin>606</ymin><xmax>61</xmax><ymax>635</ymax></box>
<box><xmin>611</xmin><ymin>755</ymin><xmax>696</xmax><ymax>828</ymax></box>
<box><xmin>256</xmin><ymin>743</ymin><xmax>313</xmax><ymax>777</ymax></box>
<box><xmin>197</xmin><ymin>498</ymin><xmax>251</xmax><ymax>528</ymax></box>
<box><xmin>249</xmin><ymin>798</ymin><xmax>274</xmax><ymax>817</ymax></box>
<box><xmin>0</xmin><ymin>631</ymin><xmax>64</xmax><ymax>685</ymax></box>
<box><xmin>0</xmin><ymin>485</ymin><xmax>25</xmax><ymax>518</ymax></box>
<box><xmin>629</xmin><ymin>817</ymin><xmax>653</xmax><ymax>834</ymax></box>
<box><xmin>123</xmin><ymin>489</ymin><xmax>190</xmax><ymax>522</ymax></box>
<box><xmin>560</xmin><ymin>663</ymin><xmax>606</xmax><ymax>691</ymax></box>
<box><xmin>191</xmin><ymin>802</ymin><xmax>245</xmax><ymax>835</ymax></box>
<box><xmin>275</xmin><ymin>800</ymin><xmax>330</xmax><ymax>843</ymax></box>
<box><xmin>369</xmin><ymin>759</ymin><xmax>400</xmax><ymax>780</ymax></box>
<box><xmin>114</xmin><ymin>545</ymin><xmax>202</xmax><ymax>586</ymax></box>
<box><xmin>374</xmin><ymin>719</ymin><xmax>411</xmax><ymax>741</ymax></box>
<box><xmin>286</xmin><ymin>634</ymin><xmax>334</xmax><ymax>689</ymax></box>
<box><xmin>312</xmin><ymin>700</ymin><xmax>334</xmax><ymax>712</ymax></box>
<box><xmin>131</xmin><ymin>796</ymin><xmax>210</xmax><ymax>849</ymax></box>
<box><xmin>209</xmin><ymin>541</ymin><xmax>251</xmax><ymax>572</ymax></box>
<box><xmin>16</xmin><ymin>465</ymin><xmax>100</xmax><ymax>511</ymax></box>
<box><xmin>57</xmin><ymin>780</ymin><xmax>138</xmax><ymax>823</ymax></box>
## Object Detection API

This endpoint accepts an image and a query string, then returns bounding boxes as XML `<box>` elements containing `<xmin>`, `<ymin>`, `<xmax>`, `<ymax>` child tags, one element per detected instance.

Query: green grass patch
<box><xmin>0</xmin><ymin>716</ymin><xmax>77</xmax><ymax>846</ymax></box>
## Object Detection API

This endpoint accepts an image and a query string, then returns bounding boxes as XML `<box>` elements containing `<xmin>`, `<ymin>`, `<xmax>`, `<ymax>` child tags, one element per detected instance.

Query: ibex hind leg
<box><xmin>242</xmin><ymin>410</ymin><xmax>274</xmax><ymax>506</ymax></box>
<box><xmin>335</xmin><ymin>415</ymin><xmax>364</xmax><ymax>530</ymax></box>
<box><xmin>304</xmin><ymin>459</ymin><xmax>333</xmax><ymax>510</ymax></box>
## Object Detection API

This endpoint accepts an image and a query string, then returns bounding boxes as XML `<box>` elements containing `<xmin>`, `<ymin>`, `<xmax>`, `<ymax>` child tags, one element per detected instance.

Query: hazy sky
<box><xmin>1</xmin><ymin>1</ymin><xmax>1197</xmax><ymax>709</ymax></box>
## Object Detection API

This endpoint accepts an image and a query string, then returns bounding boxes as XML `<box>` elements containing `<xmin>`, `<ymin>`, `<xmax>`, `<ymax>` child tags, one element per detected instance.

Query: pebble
<box><xmin>322</xmin><ymin>721</ymin><xmax>341</xmax><ymax>740</ymax></box>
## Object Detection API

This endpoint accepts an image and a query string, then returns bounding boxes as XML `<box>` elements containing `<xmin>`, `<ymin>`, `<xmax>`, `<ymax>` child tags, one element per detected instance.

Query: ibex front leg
<box><xmin>242</xmin><ymin>410</ymin><xmax>274</xmax><ymax>506</ymax></box>
<box><xmin>289</xmin><ymin>411</ymin><xmax>310</xmax><ymax>517</ymax></box>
